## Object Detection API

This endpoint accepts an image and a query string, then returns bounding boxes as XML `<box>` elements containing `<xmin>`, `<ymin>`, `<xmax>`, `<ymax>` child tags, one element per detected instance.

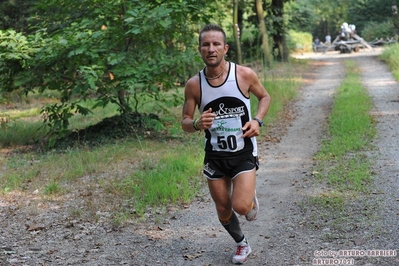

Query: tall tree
<box><xmin>270</xmin><ymin>0</ymin><xmax>289</xmax><ymax>61</ymax></box>
<box><xmin>255</xmin><ymin>0</ymin><xmax>271</xmax><ymax>67</ymax></box>
<box><xmin>233</xmin><ymin>0</ymin><xmax>243</xmax><ymax>64</ymax></box>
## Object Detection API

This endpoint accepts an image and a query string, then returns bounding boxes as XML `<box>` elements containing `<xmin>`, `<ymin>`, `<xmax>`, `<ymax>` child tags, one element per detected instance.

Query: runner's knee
<box><xmin>232</xmin><ymin>201</ymin><xmax>252</xmax><ymax>216</ymax></box>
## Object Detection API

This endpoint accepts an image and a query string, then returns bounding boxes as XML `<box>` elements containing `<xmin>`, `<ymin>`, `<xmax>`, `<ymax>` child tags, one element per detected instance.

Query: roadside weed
<box><xmin>43</xmin><ymin>180</ymin><xmax>61</xmax><ymax>195</ymax></box>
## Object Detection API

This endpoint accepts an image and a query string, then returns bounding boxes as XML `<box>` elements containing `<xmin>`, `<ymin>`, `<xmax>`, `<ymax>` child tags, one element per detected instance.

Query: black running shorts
<box><xmin>203</xmin><ymin>156</ymin><xmax>259</xmax><ymax>180</ymax></box>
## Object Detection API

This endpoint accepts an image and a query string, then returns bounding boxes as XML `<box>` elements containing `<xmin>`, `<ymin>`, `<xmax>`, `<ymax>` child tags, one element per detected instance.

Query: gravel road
<box><xmin>1</xmin><ymin>48</ymin><xmax>398</xmax><ymax>266</ymax></box>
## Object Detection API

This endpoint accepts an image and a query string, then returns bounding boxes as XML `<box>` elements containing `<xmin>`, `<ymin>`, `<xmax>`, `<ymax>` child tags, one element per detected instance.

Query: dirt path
<box><xmin>1</xmin><ymin>49</ymin><xmax>398</xmax><ymax>266</ymax></box>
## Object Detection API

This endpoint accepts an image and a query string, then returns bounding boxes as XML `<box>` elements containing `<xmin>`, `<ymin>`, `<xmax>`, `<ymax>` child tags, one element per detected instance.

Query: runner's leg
<box><xmin>208</xmin><ymin>177</ymin><xmax>245</xmax><ymax>243</ymax></box>
<box><xmin>231</xmin><ymin>169</ymin><xmax>256</xmax><ymax>216</ymax></box>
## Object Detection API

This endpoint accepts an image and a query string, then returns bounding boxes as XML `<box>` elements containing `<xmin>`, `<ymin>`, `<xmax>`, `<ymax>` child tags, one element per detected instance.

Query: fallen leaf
<box><xmin>183</xmin><ymin>253</ymin><xmax>202</xmax><ymax>260</ymax></box>
<box><xmin>26</xmin><ymin>224</ymin><xmax>46</xmax><ymax>231</ymax></box>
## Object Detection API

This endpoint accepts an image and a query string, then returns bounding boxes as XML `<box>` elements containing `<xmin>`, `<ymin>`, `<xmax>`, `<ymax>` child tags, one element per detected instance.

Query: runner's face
<box><xmin>198</xmin><ymin>31</ymin><xmax>228</xmax><ymax>67</ymax></box>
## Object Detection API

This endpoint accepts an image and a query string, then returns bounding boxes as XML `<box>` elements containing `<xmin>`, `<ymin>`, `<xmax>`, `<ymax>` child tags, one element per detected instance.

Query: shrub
<box><xmin>286</xmin><ymin>30</ymin><xmax>313</xmax><ymax>53</ymax></box>
<box><xmin>362</xmin><ymin>21</ymin><xmax>395</xmax><ymax>41</ymax></box>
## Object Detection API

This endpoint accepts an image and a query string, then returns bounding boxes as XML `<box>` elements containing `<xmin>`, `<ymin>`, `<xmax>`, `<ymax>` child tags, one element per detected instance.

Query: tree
<box><xmin>270</xmin><ymin>0</ymin><xmax>289</xmax><ymax>61</ymax></box>
<box><xmin>284</xmin><ymin>0</ymin><xmax>318</xmax><ymax>33</ymax></box>
<box><xmin>0</xmin><ymin>0</ymin><xmax>219</xmax><ymax>136</ymax></box>
<box><xmin>233</xmin><ymin>0</ymin><xmax>243</xmax><ymax>64</ymax></box>
<box><xmin>348</xmin><ymin>0</ymin><xmax>396</xmax><ymax>35</ymax></box>
<box><xmin>255</xmin><ymin>0</ymin><xmax>271</xmax><ymax>67</ymax></box>
<box><xmin>394</xmin><ymin>3</ymin><xmax>399</xmax><ymax>40</ymax></box>
<box><xmin>0</xmin><ymin>0</ymin><xmax>36</xmax><ymax>33</ymax></box>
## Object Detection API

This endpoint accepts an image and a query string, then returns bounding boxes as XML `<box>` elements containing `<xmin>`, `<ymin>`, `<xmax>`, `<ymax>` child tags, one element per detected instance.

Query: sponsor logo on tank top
<box><xmin>214</xmin><ymin>103</ymin><xmax>245</xmax><ymax>118</ymax></box>
<box><xmin>211</xmin><ymin>120</ymin><xmax>241</xmax><ymax>132</ymax></box>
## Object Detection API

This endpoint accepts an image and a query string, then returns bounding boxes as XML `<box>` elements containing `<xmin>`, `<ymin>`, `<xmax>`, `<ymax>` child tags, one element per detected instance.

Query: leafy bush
<box><xmin>361</xmin><ymin>21</ymin><xmax>395</xmax><ymax>41</ymax></box>
<box><xmin>286</xmin><ymin>30</ymin><xmax>313</xmax><ymax>52</ymax></box>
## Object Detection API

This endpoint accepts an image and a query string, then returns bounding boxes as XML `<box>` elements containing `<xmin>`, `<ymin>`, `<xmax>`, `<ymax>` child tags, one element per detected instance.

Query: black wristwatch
<box><xmin>253</xmin><ymin>117</ymin><xmax>263</xmax><ymax>127</ymax></box>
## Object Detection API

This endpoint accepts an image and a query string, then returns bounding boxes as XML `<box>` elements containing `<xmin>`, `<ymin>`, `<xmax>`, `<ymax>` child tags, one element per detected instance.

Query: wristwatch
<box><xmin>253</xmin><ymin>117</ymin><xmax>263</xmax><ymax>127</ymax></box>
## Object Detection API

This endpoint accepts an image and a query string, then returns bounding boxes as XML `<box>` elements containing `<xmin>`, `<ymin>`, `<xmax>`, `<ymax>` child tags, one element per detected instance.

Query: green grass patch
<box><xmin>110</xmin><ymin>145</ymin><xmax>204</xmax><ymax>217</ymax></box>
<box><xmin>380</xmin><ymin>44</ymin><xmax>399</xmax><ymax>80</ymax></box>
<box><xmin>43</xmin><ymin>180</ymin><xmax>62</xmax><ymax>195</ymax></box>
<box><xmin>314</xmin><ymin>60</ymin><xmax>376</xmax><ymax>191</ymax></box>
<box><xmin>0</xmin><ymin>120</ymin><xmax>47</xmax><ymax>147</ymax></box>
<box><xmin>317</xmin><ymin>62</ymin><xmax>375</xmax><ymax>160</ymax></box>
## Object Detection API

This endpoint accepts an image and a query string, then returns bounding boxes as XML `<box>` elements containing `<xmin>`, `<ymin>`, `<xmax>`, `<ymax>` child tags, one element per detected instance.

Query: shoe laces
<box><xmin>235</xmin><ymin>245</ymin><xmax>248</xmax><ymax>256</ymax></box>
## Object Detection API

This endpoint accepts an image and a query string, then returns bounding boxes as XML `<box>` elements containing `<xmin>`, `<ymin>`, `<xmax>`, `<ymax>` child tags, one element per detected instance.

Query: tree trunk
<box><xmin>233</xmin><ymin>0</ymin><xmax>243</xmax><ymax>64</ymax></box>
<box><xmin>271</xmin><ymin>0</ymin><xmax>289</xmax><ymax>62</ymax></box>
<box><xmin>255</xmin><ymin>0</ymin><xmax>271</xmax><ymax>68</ymax></box>
<box><xmin>393</xmin><ymin>4</ymin><xmax>399</xmax><ymax>40</ymax></box>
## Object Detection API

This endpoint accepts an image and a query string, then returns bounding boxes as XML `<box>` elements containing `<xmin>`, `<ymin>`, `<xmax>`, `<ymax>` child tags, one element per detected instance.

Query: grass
<box><xmin>303</xmin><ymin>60</ymin><xmax>377</xmax><ymax>232</ymax></box>
<box><xmin>380</xmin><ymin>43</ymin><xmax>399</xmax><ymax>80</ymax></box>
<box><xmin>110</xmin><ymin>145</ymin><xmax>204</xmax><ymax>216</ymax></box>
<box><xmin>0</xmin><ymin>60</ymin><xmax>305</xmax><ymax>222</ymax></box>
<box><xmin>261</xmin><ymin>70</ymin><xmax>300</xmax><ymax>125</ymax></box>
<box><xmin>314</xmin><ymin>60</ymin><xmax>376</xmax><ymax>192</ymax></box>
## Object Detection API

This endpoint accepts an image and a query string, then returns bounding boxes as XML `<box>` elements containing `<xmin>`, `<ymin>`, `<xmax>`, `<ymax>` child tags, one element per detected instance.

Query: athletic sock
<box><xmin>219</xmin><ymin>211</ymin><xmax>244</xmax><ymax>243</ymax></box>
<box><xmin>249</xmin><ymin>201</ymin><xmax>254</xmax><ymax>212</ymax></box>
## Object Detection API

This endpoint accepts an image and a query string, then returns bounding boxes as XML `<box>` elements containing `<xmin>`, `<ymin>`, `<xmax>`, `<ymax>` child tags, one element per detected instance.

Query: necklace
<box><xmin>204</xmin><ymin>61</ymin><xmax>227</xmax><ymax>80</ymax></box>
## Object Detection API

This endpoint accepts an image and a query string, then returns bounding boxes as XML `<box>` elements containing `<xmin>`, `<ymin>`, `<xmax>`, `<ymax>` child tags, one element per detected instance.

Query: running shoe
<box><xmin>245</xmin><ymin>192</ymin><xmax>259</xmax><ymax>221</ymax></box>
<box><xmin>232</xmin><ymin>240</ymin><xmax>252</xmax><ymax>264</ymax></box>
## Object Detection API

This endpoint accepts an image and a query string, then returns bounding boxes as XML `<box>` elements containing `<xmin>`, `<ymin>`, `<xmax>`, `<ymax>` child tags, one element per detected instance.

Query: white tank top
<box><xmin>199</xmin><ymin>62</ymin><xmax>257</xmax><ymax>159</ymax></box>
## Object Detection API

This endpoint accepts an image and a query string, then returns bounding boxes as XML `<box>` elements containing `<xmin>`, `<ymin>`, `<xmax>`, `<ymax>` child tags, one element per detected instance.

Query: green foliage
<box><xmin>285</xmin><ymin>0</ymin><xmax>318</xmax><ymax>33</ymax></box>
<box><xmin>0</xmin><ymin>0</ymin><xmax>36</xmax><ymax>32</ymax></box>
<box><xmin>0</xmin><ymin>30</ymin><xmax>42</xmax><ymax>92</ymax></box>
<box><xmin>285</xmin><ymin>0</ymin><xmax>399</xmax><ymax>44</ymax></box>
<box><xmin>286</xmin><ymin>30</ymin><xmax>313</xmax><ymax>52</ymax></box>
<box><xmin>285</xmin><ymin>0</ymin><xmax>349</xmax><ymax>38</ymax></box>
<box><xmin>0</xmin><ymin>0</ymin><xmax>220</xmax><ymax>139</ymax></box>
<box><xmin>2</xmin><ymin>0</ymin><xmax>397</xmax><ymax>140</ymax></box>
<box><xmin>348</xmin><ymin>0</ymin><xmax>397</xmax><ymax>35</ymax></box>
<box><xmin>362</xmin><ymin>21</ymin><xmax>396</xmax><ymax>41</ymax></box>
<box><xmin>41</xmin><ymin>102</ymin><xmax>91</xmax><ymax>138</ymax></box>
<box><xmin>380</xmin><ymin>44</ymin><xmax>399</xmax><ymax>80</ymax></box>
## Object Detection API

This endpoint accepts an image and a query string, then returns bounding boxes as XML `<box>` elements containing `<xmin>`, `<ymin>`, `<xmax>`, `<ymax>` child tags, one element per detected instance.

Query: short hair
<box><xmin>198</xmin><ymin>24</ymin><xmax>227</xmax><ymax>45</ymax></box>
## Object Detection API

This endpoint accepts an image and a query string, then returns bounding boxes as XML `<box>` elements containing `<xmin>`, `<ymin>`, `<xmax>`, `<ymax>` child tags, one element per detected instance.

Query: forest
<box><xmin>1</xmin><ymin>0</ymin><xmax>398</xmax><ymax>141</ymax></box>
